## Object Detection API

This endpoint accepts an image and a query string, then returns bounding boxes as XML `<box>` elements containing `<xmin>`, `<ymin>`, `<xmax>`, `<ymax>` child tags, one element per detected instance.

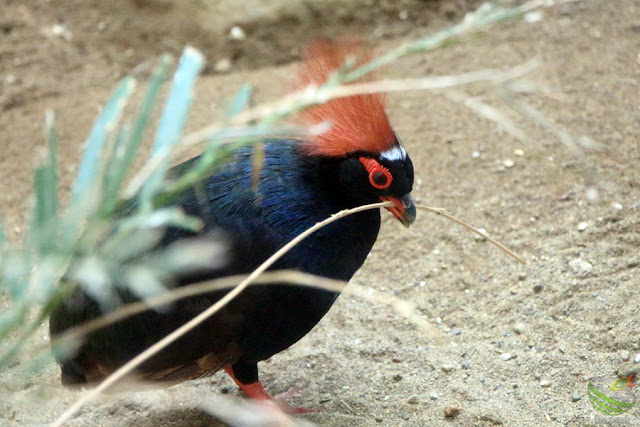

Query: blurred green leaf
<box><xmin>227</xmin><ymin>84</ymin><xmax>253</xmax><ymax>117</ymax></box>
<box><xmin>0</xmin><ymin>214</ymin><xmax>4</xmax><ymax>247</ymax></box>
<box><xmin>123</xmin><ymin>265</ymin><xmax>167</xmax><ymax>304</ymax></box>
<box><xmin>140</xmin><ymin>48</ymin><xmax>204</xmax><ymax>210</ymax></box>
<box><xmin>2</xmin><ymin>252</ymin><xmax>31</xmax><ymax>300</ymax></box>
<box><xmin>118</xmin><ymin>207</ymin><xmax>203</xmax><ymax>233</ymax></box>
<box><xmin>67</xmin><ymin>256</ymin><xmax>118</xmax><ymax>310</ymax></box>
<box><xmin>104</xmin><ymin>56</ymin><xmax>172</xmax><ymax>211</ymax></box>
<box><xmin>99</xmin><ymin>227</ymin><xmax>165</xmax><ymax>262</ymax></box>
<box><xmin>0</xmin><ymin>306</ymin><xmax>25</xmax><ymax>342</ymax></box>
<box><xmin>72</xmin><ymin>77</ymin><xmax>136</xmax><ymax>203</ymax></box>
<box><xmin>102</xmin><ymin>124</ymin><xmax>131</xmax><ymax>211</ymax></box>
<box><xmin>31</xmin><ymin>111</ymin><xmax>60</xmax><ymax>252</ymax></box>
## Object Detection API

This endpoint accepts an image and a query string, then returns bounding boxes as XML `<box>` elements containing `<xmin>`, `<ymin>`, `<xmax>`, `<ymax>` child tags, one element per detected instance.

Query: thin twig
<box><xmin>416</xmin><ymin>204</ymin><xmax>526</xmax><ymax>264</ymax></box>
<box><xmin>51</xmin><ymin>271</ymin><xmax>346</xmax><ymax>352</ymax></box>
<box><xmin>223</xmin><ymin>60</ymin><xmax>540</xmax><ymax>132</ymax></box>
<box><xmin>125</xmin><ymin>60</ymin><xmax>540</xmax><ymax>197</ymax></box>
<box><xmin>443</xmin><ymin>89</ymin><xmax>529</xmax><ymax>144</ymax></box>
<box><xmin>51</xmin><ymin>201</ymin><xmax>392</xmax><ymax>427</ymax></box>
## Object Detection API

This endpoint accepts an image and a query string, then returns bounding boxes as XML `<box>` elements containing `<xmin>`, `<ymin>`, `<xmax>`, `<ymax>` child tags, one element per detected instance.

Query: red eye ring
<box><xmin>359</xmin><ymin>157</ymin><xmax>393</xmax><ymax>190</ymax></box>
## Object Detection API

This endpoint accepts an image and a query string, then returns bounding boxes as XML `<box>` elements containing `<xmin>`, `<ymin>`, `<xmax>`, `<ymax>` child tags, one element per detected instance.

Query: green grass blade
<box><xmin>227</xmin><ymin>84</ymin><xmax>253</xmax><ymax>117</ymax></box>
<box><xmin>31</xmin><ymin>110</ymin><xmax>60</xmax><ymax>251</ymax></box>
<box><xmin>72</xmin><ymin>77</ymin><xmax>136</xmax><ymax>203</ymax></box>
<box><xmin>102</xmin><ymin>124</ymin><xmax>130</xmax><ymax>210</ymax></box>
<box><xmin>33</xmin><ymin>167</ymin><xmax>55</xmax><ymax>232</ymax></box>
<box><xmin>46</xmin><ymin>109</ymin><xmax>59</xmax><ymax>216</ymax></box>
<box><xmin>139</xmin><ymin>47</ymin><xmax>204</xmax><ymax>210</ymax></box>
<box><xmin>0</xmin><ymin>213</ymin><xmax>4</xmax><ymax>248</ymax></box>
<box><xmin>104</xmin><ymin>56</ymin><xmax>172</xmax><ymax>210</ymax></box>
<box><xmin>118</xmin><ymin>207</ymin><xmax>203</xmax><ymax>233</ymax></box>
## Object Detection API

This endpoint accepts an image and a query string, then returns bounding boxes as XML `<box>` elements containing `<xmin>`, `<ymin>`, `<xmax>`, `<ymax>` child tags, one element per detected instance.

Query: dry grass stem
<box><xmin>125</xmin><ymin>60</ymin><xmax>540</xmax><ymax>197</ymax></box>
<box><xmin>51</xmin><ymin>201</ymin><xmax>392</xmax><ymax>427</ymax></box>
<box><xmin>50</xmin><ymin>271</ymin><xmax>346</xmax><ymax>353</ymax></box>
<box><xmin>443</xmin><ymin>89</ymin><xmax>530</xmax><ymax>144</ymax></box>
<box><xmin>416</xmin><ymin>204</ymin><xmax>526</xmax><ymax>264</ymax></box>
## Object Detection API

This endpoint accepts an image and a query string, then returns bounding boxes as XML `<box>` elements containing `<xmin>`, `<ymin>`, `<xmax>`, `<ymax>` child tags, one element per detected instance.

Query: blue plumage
<box><xmin>176</xmin><ymin>141</ymin><xmax>381</xmax><ymax>280</ymax></box>
<box><xmin>50</xmin><ymin>139</ymin><xmax>389</xmax><ymax>387</ymax></box>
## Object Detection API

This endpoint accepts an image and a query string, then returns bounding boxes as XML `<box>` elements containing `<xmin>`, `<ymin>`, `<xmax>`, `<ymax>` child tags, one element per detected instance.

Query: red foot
<box><xmin>224</xmin><ymin>366</ymin><xmax>321</xmax><ymax>414</ymax></box>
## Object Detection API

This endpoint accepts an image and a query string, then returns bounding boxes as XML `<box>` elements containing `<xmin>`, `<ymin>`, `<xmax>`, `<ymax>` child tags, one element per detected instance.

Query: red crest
<box><xmin>293</xmin><ymin>38</ymin><xmax>397</xmax><ymax>157</ymax></box>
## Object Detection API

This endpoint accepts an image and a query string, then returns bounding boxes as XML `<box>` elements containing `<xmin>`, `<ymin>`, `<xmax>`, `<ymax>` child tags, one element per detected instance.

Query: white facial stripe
<box><xmin>380</xmin><ymin>146</ymin><xmax>406</xmax><ymax>162</ymax></box>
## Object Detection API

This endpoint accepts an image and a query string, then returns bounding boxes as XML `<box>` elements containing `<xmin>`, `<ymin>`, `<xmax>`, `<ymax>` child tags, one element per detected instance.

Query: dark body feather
<box><xmin>49</xmin><ymin>140</ymin><xmax>382</xmax><ymax>386</ymax></box>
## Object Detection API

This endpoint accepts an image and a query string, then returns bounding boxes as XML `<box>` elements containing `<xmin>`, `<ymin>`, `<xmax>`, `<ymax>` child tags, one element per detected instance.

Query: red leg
<box><xmin>224</xmin><ymin>366</ymin><xmax>319</xmax><ymax>414</ymax></box>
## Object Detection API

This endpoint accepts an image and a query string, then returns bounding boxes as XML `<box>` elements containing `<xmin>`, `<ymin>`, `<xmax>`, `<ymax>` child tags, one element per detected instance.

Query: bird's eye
<box><xmin>358</xmin><ymin>157</ymin><xmax>393</xmax><ymax>190</ymax></box>
<box><xmin>372</xmin><ymin>171</ymin><xmax>388</xmax><ymax>187</ymax></box>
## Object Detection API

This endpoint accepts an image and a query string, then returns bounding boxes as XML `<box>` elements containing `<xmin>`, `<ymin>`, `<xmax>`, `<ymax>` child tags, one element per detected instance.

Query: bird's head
<box><xmin>294</xmin><ymin>38</ymin><xmax>416</xmax><ymax>227</ymax></box>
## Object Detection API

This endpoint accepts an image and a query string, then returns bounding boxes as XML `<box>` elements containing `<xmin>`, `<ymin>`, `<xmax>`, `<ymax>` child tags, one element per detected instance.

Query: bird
<box><xmin>49</xmin><ymin>38</ymin><xmax>416</xmax><ymax>412</ymax></box>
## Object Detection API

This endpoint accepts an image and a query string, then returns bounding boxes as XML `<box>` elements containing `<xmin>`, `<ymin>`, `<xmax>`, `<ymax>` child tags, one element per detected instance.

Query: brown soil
<box><xmin>2</xmin><ymin>0</ymin><xmax>640</xmax><ymax>426</ymax></box>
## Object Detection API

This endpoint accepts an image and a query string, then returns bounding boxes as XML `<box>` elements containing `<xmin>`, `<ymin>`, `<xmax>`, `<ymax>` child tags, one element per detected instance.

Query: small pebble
<box><xmin>540</xmin><ymin>379</ymin><xmax>552</xmax><ymax>388</ymax></box>
<box><xmin>393</xmin><ymin>374</ymin><xmax>403</xmax><ymax>382</ymax></box>
<box><xmin>472</xmin><ymin>151</ymin><xmax>480</xmax><ymax>159</ymax></box>
<box><xmin>500</xmin><ymin>353</ymin><xmax>514</xmax><ymax>361</ymax></box>
<box><xmin>214</xmin><ymin>58</ymin><xmax>232</xmax><ymax>73</ymax></box>
<box><xmin>229</xmin><ymin>25</ymin><xmax>246</xmax><ymax>40</ymax></box>
<box><xmin>517</xmin><ymin>272</ymin><xmax>527</xmax><ymax>281</ymax></box>
<box><xmin>514</xmin><ymin>149</ymin><xmax>524</xmax><ymax>156</ymax></box>
<box><xmin>452</xmin><ymin>328</ymin><xmax>462</xmax><ymax>336</ymax></box>
<box><xmin>474</xmin><ymin>228</ymin><xmax>487</xmax><ymax>242</ymax></box>
<box><xmin>503</xmin><ymin>159</ymin><xmax>515</xmax><ymax>168</ymax></box>
<box><xmin>398</xmin><ymin>413</ymin><xmax>410</xmax><ymax>420</ymax></box>
<box><xmin>444</xmin><ymin>404</ymin><xmax>461</xmax><ymax>418</ymax></box>
<box><xmin>407</xmin><ymin>396</ymin><xmax>419</xmax><ymax>404</ymax></box>
<box><xmin>571</xmin><ymin>394</ymin><xmax>582</xmax><ymax>402</ymax></box>
<box><xmin>533</xmin><ymin>284</ymin><xmax>543</xmax><ymax>293</ymax></box>
<box><xmin>47</xmin><ymin>24</ymin><xmax>73</xmax><ymax>41</ymax></box>
<box><xmin>621</xmin><ymin>350</ymin><xmax>631</xmax><ymax>361</ymax></box>
<box><xmin>430</xmin><ymin>393</ymin><xmax>439</xmax><ymax>400</ymax></box>
<box><xmin>513</xmin><ymin>323</ymin><xmax>525</xmax><ymax>335</ymax></box>
<box><xmin>524</xmin><ymin>10</ymin><xmax>543</xmax><ymax>23</ymax></box>
<box><xmin>634</xmin><ymin>353</ymin><xmax>640</xmax><ymax>363</ymax></box>
<box><xmin>569</xmin><ymin>258</ymin><xmax>593</xmax><ymax>277</ymax></box>
<box><xmin>577</xmin><ymin>222</ymin><xmax>588</xmax><ymax>231</ymax></box>
<box><xmin>442</xmin><ymin>364</ymin><xmax>456</xmax><ymax>373</ymax></box>
<box><xmin>613</xmin><ymin>202</ymin><xmax>623</xmax><ymax>210</ymax></box>
<box><xmin>586</xmin><ymin>187</ymin><xmax>598</xmax><ymax>201</ymax></box>
<box><xmin>461</xmin><ymin>361</ymin><xmax>471</xmax><ymax>369</ymax></box>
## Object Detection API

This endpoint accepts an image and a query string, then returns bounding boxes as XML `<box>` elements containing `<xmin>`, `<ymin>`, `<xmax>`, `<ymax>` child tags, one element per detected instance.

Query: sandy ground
<box><xmin>1</xmin><ymin>0</ymin><xmax>640</xmax><ymax>426</ymax></box>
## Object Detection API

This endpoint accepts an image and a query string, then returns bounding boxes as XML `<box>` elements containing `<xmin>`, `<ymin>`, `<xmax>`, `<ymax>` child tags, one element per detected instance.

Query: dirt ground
<box><xmin>1</xmin><ymin>0</ymin><xmax>640</xmax><ymax>426</ymax></box>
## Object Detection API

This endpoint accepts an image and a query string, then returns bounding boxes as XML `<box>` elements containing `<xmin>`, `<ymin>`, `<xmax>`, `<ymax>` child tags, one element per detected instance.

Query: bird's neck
<box><xmin>264</xmin><ymin>143</ymin><xmax>382</xmax><ymax>279</ymax></box>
